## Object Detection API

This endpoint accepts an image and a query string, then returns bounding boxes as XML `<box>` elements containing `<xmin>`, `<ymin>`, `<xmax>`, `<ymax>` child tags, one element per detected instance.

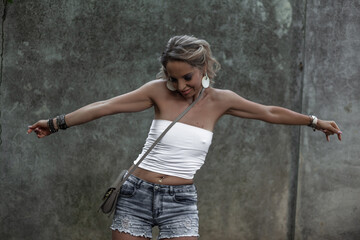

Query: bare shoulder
<box><xmin>207</xmin><ymin>88</ymin><xmax>239</xmax><ymax>102</ymax></box>
<box><xmin>140</xmin><ymin>79</ymin><xmax>172</xmax><ymax>103</ymax></box>
<box><xmin>139</xmin><ymin>79</ymin><xmax>167</xmax><ymax>95</ymax></box>
<box><xmin>142</xmin><ymin>79</ymin><xmax>167</xmax><ymax>89</ymax></box>
<box><xmin>206</xmin><ymin>88</ymin><xmax>251</xmax><ymax>115</ymax></box>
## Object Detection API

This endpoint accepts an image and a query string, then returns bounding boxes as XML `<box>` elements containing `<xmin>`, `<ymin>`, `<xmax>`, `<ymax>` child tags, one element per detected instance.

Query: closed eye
<box><xmin>184</xmin><ymin>74</ymin><xmax>192</xmax><ymax>81</ymax></box>
<box><xmin>168</xmin><ymin>73</ymin><xmax>193</xmax><ymax>82</ymax></box>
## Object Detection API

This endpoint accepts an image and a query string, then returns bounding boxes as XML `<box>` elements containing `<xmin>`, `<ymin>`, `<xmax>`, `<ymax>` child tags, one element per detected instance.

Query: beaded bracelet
<box><xmin>48</xmin><ymin>118</ymin><xmax>58</xmax><ymax>133</ymax></box>
<box><xmin>56</xmin><ymin>114</ymin><xmax>68</xmax><ymax>130</ymax></box>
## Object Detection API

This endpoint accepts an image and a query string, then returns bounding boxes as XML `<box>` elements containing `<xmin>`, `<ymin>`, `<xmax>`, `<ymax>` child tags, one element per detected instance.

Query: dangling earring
<box><xmin>166</xmin><ymin>80</ymin><xmax>176</xmax><ymax>91</ymax></box>
<box><xmin>202</xmin><ymin>73</ymin><xmax>210</xmax><ymax>88</ymax></box>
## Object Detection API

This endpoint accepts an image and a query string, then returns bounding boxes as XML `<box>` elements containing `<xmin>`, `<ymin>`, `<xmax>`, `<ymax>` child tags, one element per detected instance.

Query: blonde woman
<box><xmin>28</xmin><ymin>35</ymin><xmax>342</xmax><ymax>240</ymax></box>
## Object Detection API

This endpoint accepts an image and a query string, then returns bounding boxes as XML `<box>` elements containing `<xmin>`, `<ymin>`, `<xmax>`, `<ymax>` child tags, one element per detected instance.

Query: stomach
<box><xmin>132</xmin><ymin>166</ymin><xmax>194</xmax><ymax>185</ymax></box>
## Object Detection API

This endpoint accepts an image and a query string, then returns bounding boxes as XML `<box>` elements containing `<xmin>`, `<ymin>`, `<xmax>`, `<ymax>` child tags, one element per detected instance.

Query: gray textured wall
<box><xmin>295</xmin><ymin>1</ymin><xmax>360</xmax><ymax>240</ymax></box>
<box><xmin>0</xmin><ymin>1</ymin><xmax>358</xmax><ymax>240</ymax></box>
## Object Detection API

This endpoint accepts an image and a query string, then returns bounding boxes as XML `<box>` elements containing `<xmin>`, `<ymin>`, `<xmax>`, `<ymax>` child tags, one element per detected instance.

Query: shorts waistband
<box><xmin>126</xmin><ymin>174</ymin><xmax>196</xmax><ymax>194</ymax></box>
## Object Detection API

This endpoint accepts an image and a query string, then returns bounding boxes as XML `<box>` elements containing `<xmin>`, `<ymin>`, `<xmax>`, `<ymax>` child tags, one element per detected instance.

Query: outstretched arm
<box><xmin>28</xmin><ymin>81</ymin><xmax>155</xmax><ymax>138</ymax></box>
<box><xmin>222</xmin><ymin>90</ymin><xmax>342</xmax><ymax>141</ymax></box>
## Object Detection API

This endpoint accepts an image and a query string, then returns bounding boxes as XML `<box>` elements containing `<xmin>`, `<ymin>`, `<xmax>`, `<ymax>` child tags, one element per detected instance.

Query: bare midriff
<box><xmin>131</xmin><ymin>166</ymin><xmax>194</xmax><ymax>185</ymax></box>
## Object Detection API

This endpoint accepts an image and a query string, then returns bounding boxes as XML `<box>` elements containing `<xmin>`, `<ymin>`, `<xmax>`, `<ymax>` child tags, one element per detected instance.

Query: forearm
<box><xmin>53</xmin><ymin>101</ymin><xmax>110</xmax><ymax>129</ymax></box>
<box><xmin>264</xmin><ymin>106</ymin><xmax>311</xmax><ymax>125</ymax></box>
<box><xmin>49</xmin><ymin>83</ymin><xmax>155</xmax><ymax>131</ymax></box>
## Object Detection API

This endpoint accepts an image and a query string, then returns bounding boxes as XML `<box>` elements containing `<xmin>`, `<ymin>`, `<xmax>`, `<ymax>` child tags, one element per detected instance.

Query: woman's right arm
<box><xmin>28</xmin><ymin>81</ymin><xmax>156</xmax><ymax>138</ymax></box>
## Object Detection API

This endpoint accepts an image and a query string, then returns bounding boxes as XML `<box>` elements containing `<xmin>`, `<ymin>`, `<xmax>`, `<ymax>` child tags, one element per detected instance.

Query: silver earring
<box><xmin>202</xmin><ymin>73</ymin><xmax>210</xmax><ymax>88</ymax></box>
<box><xmin>166</xmin><ymin>80</ymin><xmax>176</xmax><ymax>91</ymax></box>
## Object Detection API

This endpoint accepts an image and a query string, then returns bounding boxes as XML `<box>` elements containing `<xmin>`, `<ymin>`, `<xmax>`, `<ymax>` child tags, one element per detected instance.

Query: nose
<box><xmin>176</xmin><ymin>79</ymin><xmax>187</xmax><ymax>90</ymax></box>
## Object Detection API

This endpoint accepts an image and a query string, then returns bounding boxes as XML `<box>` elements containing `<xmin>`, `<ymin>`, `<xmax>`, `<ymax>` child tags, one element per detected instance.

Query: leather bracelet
<box><xmin>48</xmin><ymin>118</ymin><xmax>58</xmax><ymax>133</ymax></box>
<box><xmin>56</xmin><ymin>114</ymin><xmax>68</xmax><ymax>130</ymax></box>
<box><xmin>308</xmin><ymin>115</ymin><xmax>318</xmax><ymax>131</ymax></box>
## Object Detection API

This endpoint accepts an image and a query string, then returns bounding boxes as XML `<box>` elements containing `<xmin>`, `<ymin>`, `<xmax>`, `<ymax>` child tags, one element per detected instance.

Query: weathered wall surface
<box><xmin>0</xmin><ymin>1</ymin><xmax>358</xmax><ymax>240</ymax></box>
<box><xmin>295</xmin><ymin>1</ymin><xmax>360</xmax><ymax>240</ymax></box>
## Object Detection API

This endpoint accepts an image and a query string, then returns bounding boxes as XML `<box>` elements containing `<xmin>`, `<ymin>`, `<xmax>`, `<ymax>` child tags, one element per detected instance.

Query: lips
<box><xmin>181</xmin><ymin>88</ymin><xmax>192</xmax><ymax>95</ymax></box>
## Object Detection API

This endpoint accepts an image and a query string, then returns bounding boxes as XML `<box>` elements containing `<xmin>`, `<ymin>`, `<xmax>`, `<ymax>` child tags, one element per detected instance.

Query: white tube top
<box><xmin>133</xmin><ymin>119</ymin><xmax>213</xmax><ymax>179</ymax></box>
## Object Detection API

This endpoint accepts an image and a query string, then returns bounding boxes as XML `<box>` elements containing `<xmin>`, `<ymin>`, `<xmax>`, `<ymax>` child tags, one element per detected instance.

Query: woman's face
<box><xmin>166</xmin><ymin>61</ymin><xmax>204</xmax><ymax>99</ymax></box>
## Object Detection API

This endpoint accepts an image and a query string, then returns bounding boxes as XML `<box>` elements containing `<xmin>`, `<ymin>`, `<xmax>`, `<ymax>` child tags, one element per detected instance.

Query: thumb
<box><xmin>27</xmin><ymin>125</ymin><xmax>35</xmax><ymax>134</ymax></box>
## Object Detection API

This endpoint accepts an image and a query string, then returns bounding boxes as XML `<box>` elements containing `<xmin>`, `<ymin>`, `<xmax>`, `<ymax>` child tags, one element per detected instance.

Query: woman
<box><xmin>28</xmin><ymin>35</ymin><xmax>342</xmax><ymax>240</ymax></box>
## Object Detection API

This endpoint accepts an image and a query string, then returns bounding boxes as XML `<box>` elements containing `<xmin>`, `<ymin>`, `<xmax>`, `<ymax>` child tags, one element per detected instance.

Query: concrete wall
<box><xmin>0</xmin><ymin>1</ymin><xmax>358</xmax><ymax>240</ymax></box>
<box><xmin>295</xmin><ymin>1</ymin><xmax>360</xmax><ymax>240</ymax></box>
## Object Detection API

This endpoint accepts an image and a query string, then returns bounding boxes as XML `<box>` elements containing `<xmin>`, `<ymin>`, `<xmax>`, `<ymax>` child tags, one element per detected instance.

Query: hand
<box><xmin>27</xmin><ymin>120</ymin><xmax>52</xmax><ymax>138</ymax></box>
<box><xmin>316</xmin><ymin>119</ymin><xmax>342</xmax><ymax>142</ymax></box>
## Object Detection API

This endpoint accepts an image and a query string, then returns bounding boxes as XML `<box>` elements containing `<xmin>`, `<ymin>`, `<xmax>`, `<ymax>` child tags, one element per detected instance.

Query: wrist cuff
<box><xmin>308</xmin><ymin>115</ymin><xmax>318</xmax><ymax>131</ymax></box>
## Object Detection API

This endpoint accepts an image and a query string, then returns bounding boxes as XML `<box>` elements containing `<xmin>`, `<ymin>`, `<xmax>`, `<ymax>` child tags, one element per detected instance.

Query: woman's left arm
<box><xmin>222</xmin><ymin>90</ymin><xmax>342</xmax><ymax>141</ymax></box>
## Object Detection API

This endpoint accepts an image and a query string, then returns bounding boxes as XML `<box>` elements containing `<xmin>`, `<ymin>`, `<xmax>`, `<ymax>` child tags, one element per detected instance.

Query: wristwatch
<box><xmin>308</xmin><ymin>115</ymin><xmax>318</xmax><ymax>131</ymax></box>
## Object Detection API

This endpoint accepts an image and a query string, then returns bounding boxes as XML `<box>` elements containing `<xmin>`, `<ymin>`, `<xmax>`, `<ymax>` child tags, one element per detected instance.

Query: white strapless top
<box><xmin>133</xmin><ymin>119</ymin><xmax>213</xmax><ymax>179</ymax></box>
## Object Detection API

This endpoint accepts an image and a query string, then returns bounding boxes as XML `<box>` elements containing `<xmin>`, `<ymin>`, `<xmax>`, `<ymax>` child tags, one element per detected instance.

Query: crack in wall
<box><xmin>286</xmin><ymin>1</ymin><xmax>309</xmax><ymax>240</ymax></box>
<box><xmin>289</xmin><ymin>0</ymin><xmax>308</xmax><ymax>239</ymax></box>
<box><xmin>0</xmin><ymin>0</ymin><xmax>8</xmax><ymax>146</ymax></box>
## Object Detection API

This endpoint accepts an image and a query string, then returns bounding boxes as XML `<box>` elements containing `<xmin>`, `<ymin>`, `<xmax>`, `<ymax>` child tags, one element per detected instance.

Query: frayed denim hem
<box><xmin>110</xmin><ymin>214</ymin><xmax>153</xmax><ymax>238</ymax></box>
<box><xmin>159</xmin><ymin>234</ymin><xmax>199</xmax><ymax>240</ymax></box>
<box><xmin>110</xmin><ymin>227</ymin><xmax>152</xmax><ymax>239</ymax></box>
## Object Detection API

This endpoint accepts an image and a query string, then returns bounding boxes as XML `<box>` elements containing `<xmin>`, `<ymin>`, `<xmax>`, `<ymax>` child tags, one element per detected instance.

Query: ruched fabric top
<box><xmin>133</xmin><ymin>119</ymin><xmax>213</xmax><ymax>179</ymax></box>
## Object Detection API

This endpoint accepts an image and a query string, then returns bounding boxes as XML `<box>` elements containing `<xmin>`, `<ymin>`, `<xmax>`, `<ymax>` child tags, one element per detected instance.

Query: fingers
<box><xmin>321</xmin><ymin>126</ymin><xmax>342</xmax><ymax>142</ymax></box>
<box><xmin>36</xmin><ymin>129</ymin><xmax>47</xmax><ymax>138</ymax></box>
<box><xmin>332</xmin><ymin>122</ymin><xmax>342</xmax><ymax>141</ymax></box>
<box><xmin>35</xmin><ymin>127</ymin><xmax>50</xmax><ymax>138</ymax></box>
<box><xmin>27</xmin><ymin>127</ymin><xmax>33</xmax><ymax>134</ymax></box>
<box><xmin>337</xmin><ymin>132</ymin><xmax>342</xmax><ymax>141</ymax></box>
<box><xmin>330</xmin><ymin>121</ymin><xmax>342</xmax><ymax>134</ymax></box>
<box><xmin>329</xmin><ymin>121</ymin><xmax>342</xmax><ymax>141</ymax></box>
<box><xmin>321</xmin><ymin>129</ymin><xmax>331</xmax><ymax>142</ymax></box>
<box><xmin>28</xmin><ymin>127</ymin><xmax>41</xmax><ymax>138</ymax></box>
<box><xmin>27</xmin><ymin>124</ymin><xmax>38</xmax><ymax>133</ymax></box>
<box><xmin>27</xmin><ymin>120</ymin><xmax>50</xmax><ymax>138</ymax></box>
<box><xmin>27</xmin><ymin>124</ymin><xmax>38</xmax><ymax>134</ymax></box>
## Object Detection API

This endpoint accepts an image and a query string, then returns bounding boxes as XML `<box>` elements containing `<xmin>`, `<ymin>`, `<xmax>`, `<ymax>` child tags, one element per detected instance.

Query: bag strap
<box><xmin>117</xmin><ymin>87</ymin><xmax>205</xmax><ymax>188</ymax></box>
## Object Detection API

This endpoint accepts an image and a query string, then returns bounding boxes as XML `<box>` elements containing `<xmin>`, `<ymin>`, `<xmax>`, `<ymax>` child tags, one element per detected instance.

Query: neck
<box><xmin>192</xmin><ymin>87</ymin><xmax>205</xmax><ymax>103</ymax></box>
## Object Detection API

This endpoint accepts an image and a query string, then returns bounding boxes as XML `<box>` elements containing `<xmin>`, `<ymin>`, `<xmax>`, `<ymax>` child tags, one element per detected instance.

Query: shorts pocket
<box><xmin>173</xmin><ymin>191</ymin><xmax>197</xmax><ymax>204</ymax></box>
<box><xmin>119</xmin><ymin>181</ymin><xmax>136</xmax><ymax>198</ymax></box>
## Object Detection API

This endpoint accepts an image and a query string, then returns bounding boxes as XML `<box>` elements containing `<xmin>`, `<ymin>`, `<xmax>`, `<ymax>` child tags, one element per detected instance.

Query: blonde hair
<box><xmin>157</xmin><ymin>35</ymin><xmax>221</xmax><ymax>81</ymax></box>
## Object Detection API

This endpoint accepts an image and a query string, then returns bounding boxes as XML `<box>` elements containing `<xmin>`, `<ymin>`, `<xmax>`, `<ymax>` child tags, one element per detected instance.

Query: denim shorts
<box><xmin>110</xmin><ymin>174</ymin><xmax>199</xmax><ymax>239</ymax></box>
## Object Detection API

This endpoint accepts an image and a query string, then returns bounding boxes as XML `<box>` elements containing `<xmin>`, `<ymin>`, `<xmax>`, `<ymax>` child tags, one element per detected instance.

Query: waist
<box><xmin>132</xmin><ymin>166</ymin><xmax>194</xmax><ymax>185</ymax></box>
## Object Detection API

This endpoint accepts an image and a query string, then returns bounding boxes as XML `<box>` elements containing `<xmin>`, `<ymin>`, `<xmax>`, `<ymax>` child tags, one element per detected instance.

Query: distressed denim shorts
<box><xmin>110</xmin><ymin>174</ymin><xmax>199</xmax><ymax>239</ymax></box>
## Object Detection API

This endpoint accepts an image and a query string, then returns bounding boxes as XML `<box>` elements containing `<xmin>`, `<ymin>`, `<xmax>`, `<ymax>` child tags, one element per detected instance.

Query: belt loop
<box><xmin>169</xmin><ymin>186</ymin><xmax>174</xmax><ymax>196</ymax></box>
<box><xmin>136</xmin><ymin>179</ymin><xmax>142</xmax><ymax>189</ymax></box>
